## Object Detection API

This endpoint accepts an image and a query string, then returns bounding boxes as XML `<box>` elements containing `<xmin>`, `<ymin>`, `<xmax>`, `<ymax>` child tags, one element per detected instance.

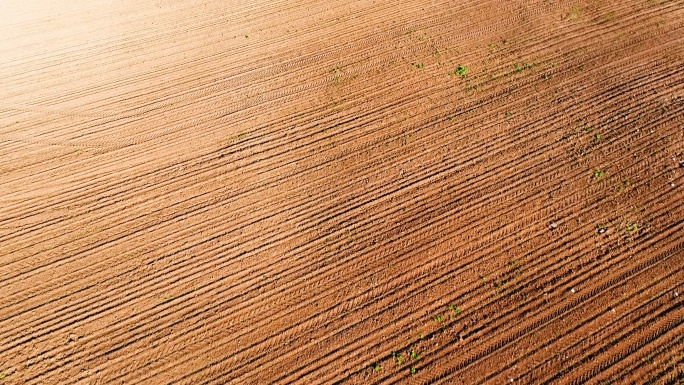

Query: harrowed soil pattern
<box><xmin>0</xmin><ymin>0</ymin><xmax>683</xmax><ymax>383</ymax></box>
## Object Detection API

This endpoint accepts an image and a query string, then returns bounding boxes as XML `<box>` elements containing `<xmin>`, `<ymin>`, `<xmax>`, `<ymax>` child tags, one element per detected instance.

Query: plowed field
<box><xmin>1</xmin><ymin>0</ymin><xmax>683</xmax><ymax>383</ymax></box>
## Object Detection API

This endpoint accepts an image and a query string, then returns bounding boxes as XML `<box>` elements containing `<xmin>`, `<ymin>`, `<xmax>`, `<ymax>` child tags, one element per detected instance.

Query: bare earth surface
<box><xmin>1</xmin><ymin>0</ymin><xmax>683</xmax><ymax>383</ymax></box>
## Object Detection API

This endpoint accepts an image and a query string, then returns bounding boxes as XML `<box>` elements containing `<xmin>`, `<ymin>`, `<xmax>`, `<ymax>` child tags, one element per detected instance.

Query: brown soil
<box><xmin>1</xmin><ymin>0</ymin><xmax>683</xmax><ymax>383</ymax></box>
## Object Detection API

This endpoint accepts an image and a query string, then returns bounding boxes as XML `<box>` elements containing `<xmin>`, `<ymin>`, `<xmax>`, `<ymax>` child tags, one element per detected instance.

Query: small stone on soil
<box><xmin>550</xmin><ymin>222</ymin><xmax>558</xmax><ymax>229</ymax></box>
<box><xmin>570</xmin><ymin>288</ymin><xmax>576</xmax><ymax>293</ymax></box>
<box><xmin>598</xmin><ymin>228</ymin><xmax>606</xmax><ymax>234</ymax></box>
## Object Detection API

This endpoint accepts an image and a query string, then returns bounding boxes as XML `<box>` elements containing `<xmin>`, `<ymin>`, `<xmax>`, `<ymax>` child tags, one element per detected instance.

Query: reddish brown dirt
<box><xmin>1</xmin><ymin>0</ymin><xmax>683</xmax><ymax>383</ymax></box>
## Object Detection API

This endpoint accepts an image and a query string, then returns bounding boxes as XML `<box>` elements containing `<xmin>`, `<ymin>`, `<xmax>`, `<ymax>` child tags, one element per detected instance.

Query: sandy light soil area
<box><xmin>1</xmin><ymin>0</ymin><xmax>683</xmax><ymax>383</ymax></box>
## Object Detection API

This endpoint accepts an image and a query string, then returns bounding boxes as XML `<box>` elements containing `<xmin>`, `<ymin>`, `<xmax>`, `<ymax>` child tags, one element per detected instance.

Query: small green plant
<box><xmin>514</xmin><ymin>62</ymin><xmax>539</xmax><ymax>73</ymax></box>
<box><xmin>410</xmin><ymin>367</ymin><xmax>417</xmax><ymax>375</ymax></box>
<box><xmin>410</xmin><ymin>350</ymin><xmax>420</xmax><ymax>360</ymax></box>
<box><xmin>618</xmin><ymin>180</ymin><xmax>632</xmax><ymax>193</ymax></box>
<box><xmin>0</xmin><ymin>373</ymin><xmax>5</xmax><ymax>379</ymax></box>
<box><xmin>419</xmin><ymin>333</ymin><xmax>425</xmax><ymax>340</ymax></box>
<box><xmin>505</xmin><ymin>112</ymin><xmax>512</xmax><ymax>118</ymax></box>
<box><xmin>448</xmin><ymin>305</ymin><xmax>461</xmax><ymax>314</ymax></box>
<box><xmin>374</xmin><ymin>364</ymin><xmax>381</xmax><ymax>372</ymax></box>
<box><xmin>434</xmin><ymin>315</ymin><xmax>443</xmax><ymax>323</ymax></box>
<box><xmin>392</xmin><ymin>351</ymin><xmax>404</xmax><ymax>365</ymax></box>
<box><xmin>455</xmin><ymin>65</ymin><xmax>467</xmax><ymax>76</ymax></box>
<box><xmin>593</xmin><ymin>169</ymin><xmax>606</xmax><ymax>180</ymax></box>
<box><xmin>626</xmin><ymin>223</ymin><xmax>639</xmax><ymax>232</ymax></box>
<box><xmin>413</xmin><ymin>63</ymin><xmax>425</xmax><ymax>69</ymax></box>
